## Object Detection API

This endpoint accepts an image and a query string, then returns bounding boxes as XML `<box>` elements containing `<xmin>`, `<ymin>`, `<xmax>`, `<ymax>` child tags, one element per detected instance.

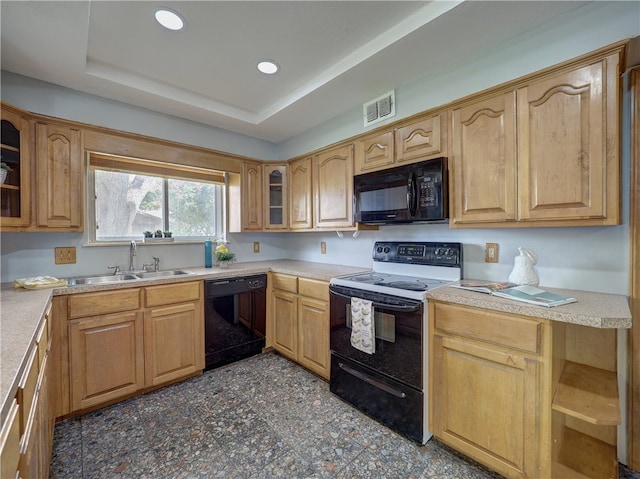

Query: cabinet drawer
<box><xmin>271</xmin><ymin>273</ymin><xmax>297</xmax><ymax>293</ymax></box>
<box><xmin>298</xmin><ymin>278</ymin><xmax>329</xmax><ymax>301</ymax></box>
<box><xmin>16</xmin><ymin>346</ymin><xmax>38</xmax><ymax>436</ymax></box>
<box><xmin>145</xmin><ymin>281</ymin><xmax>200</xmax><ymax>307</ymax></box>
<box><xmin>0</xmin><ymin>399</ymin><xmax>20</xmax><ymax>479</ymax></box>
<box><xmin>433</xmin><ymin>302</ymin><xmax>541</xmax><ymax>355</ymax></box>
<box><xmin>68</xmin><ymin>289</ymin><xmax>140</xmax><ymax>319</ymax></box>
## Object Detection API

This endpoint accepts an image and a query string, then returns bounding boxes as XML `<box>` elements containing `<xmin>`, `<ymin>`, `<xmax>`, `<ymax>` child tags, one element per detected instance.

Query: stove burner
<box><xmin>351</xmin><ymin>273</ymin><xmax>386</xmax><ymax>283</ymax></box>
<box><xmin>384</xmin><ymin>281</ymin><xmax>428</xmax><ymax>291</ymax></box>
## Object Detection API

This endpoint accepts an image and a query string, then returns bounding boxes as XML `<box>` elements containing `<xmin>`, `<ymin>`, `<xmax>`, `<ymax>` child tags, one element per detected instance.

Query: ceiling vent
<box><xmin>363</xmin><ymin>90</ymin><xmax>395</xmax><ymax>127</ymax></box>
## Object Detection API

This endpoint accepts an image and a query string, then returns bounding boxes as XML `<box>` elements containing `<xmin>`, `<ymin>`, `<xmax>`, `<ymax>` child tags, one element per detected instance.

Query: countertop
<box><xmin>0</xmin><ymin>260</ymin><xmax>369</xmax><ymax>423</ymax></box>
<box><xmin>428</xmin><ymin>284</ymin><xmax>632</xmax><ymax>329</ymax></box>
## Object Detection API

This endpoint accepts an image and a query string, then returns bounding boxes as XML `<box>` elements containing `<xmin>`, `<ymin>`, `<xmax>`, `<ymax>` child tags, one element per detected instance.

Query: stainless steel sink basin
<box><xmin>66</xmin><ymin>269</ymin><xmax>193</xmax><ymax>286</ymax></box>
<box><xmin>67</xmin><ymin>274</ymin><xmax>139</xmax><ymax>285</ymax></box>
<box><xmin>136</xmin><ymin>269</ymin><xmax>193</xmax><ymax>278</ymax></box>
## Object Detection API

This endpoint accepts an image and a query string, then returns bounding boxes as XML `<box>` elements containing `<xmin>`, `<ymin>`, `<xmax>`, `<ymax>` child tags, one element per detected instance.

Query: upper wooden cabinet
<box><xmin>1</xmin><ymin>105</ymin><xmax>32</xmax><ymax>229</ymax></box>
<box><xmin>355</xmin><ymin>113</ymin><xmax>447</xmax><ymax>175</ymax></box>
<box><xmin>289</xmin><ymin>156</ymin><xmax>313</xmax><ymax>230</ymax></box>
<box><xmin>263</xmin><ymin>163</ymin><xmax>288</xmax><ymax>230</ymax></box>
<box><xmin>313</xmin><ymin>144</ymin><xmax>354</xmax><ymax>229</ymax></box>
<box><xmin>35</xmin><ymin>122</ymin><xmax>83</xmax><ymax>230</ymax></box>
<box><xmin>240</xmin><ymin>161</ymin><xmax>263</xmax><ymax>231</ymax></box>
<box><xmin>450</xmin><ymin>49</ymin><xmax>622</xmax><ymax>228</ymax></box>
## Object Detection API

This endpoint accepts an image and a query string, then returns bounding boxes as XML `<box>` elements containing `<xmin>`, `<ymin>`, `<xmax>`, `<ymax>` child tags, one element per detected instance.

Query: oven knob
<box><xmin>376</xmin><ymin>246</ymin><xmax>383</xmax><ymax>253</ymax></box>
<box><xmin>435</xmin><ymin>248</ymin><xmax>444</xmax><ymax>256</ymax></box>
<box><xmin>384</xmin><ymin>247</ymin><xmax>390</xmax><ymax>253</ymax></box>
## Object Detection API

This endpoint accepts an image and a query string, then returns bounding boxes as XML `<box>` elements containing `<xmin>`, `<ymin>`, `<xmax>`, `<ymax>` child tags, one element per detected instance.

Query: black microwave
<box><xmin>353</xmin><ymin>157</ymin><xmax>448</xmax><ymax>225</ymax></box>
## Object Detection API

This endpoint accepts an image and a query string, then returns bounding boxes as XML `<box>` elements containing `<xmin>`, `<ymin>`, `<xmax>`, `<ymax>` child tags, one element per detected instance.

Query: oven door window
<box><xmin>330</xmin><ymin>289</ymin><xmax>423</xmax><ymax>390</ymax></box>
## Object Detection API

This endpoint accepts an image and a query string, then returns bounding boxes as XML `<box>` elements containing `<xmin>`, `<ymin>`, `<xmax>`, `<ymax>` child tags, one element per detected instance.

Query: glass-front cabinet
<box><xmin>1</xmin><ymin>105</ymin><xmax>32</xmax><ymax>228</ymax></box>
<box><xmin>264</xmin><ymin>164</ymin><xmax>288</xmax><ymax>230</ymax></box>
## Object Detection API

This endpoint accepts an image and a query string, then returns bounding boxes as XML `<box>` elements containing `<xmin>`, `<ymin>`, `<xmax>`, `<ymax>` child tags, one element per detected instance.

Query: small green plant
<box><xmin>163</xmin><ymin>231</ymin><xmax>172</xmax><ymax>238</ymax></box>
<box><xmin>154</xmin><ymin>229</ymin><xmax>163</xmax><ymax>238</ymax></box>
<box><xmin>143</xmin><ymin>231</ymin><xmax>153</xmax><ymax>238</ymax></box>
<box><xmin>0</xmin><ymin>162</ymin><xmax>13</xmax><ymax>172</ymax></box>
<box><xmin>215</xmin><ymin>251</ymin><xmax>236</xmax><ymax>263</ymax></box>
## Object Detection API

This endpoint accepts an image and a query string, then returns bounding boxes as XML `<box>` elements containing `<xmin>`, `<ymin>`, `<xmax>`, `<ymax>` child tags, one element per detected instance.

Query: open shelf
<box><xmin>552</xmin><ymin>360</ymin><xmax>620</xmax><ymax>425</ymax></box>
<box><xmin>553</xmin><ymin>426</ymin><xmax>618</xmax><ymax>479</ymax></box>
<box><xmin>0</xmin><ymin>183</ymin><xmax>19</xmax><ymax>191</ymax></box>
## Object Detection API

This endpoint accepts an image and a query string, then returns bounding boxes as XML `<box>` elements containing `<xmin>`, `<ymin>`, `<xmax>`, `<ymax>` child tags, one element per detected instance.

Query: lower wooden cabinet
<box><xmin>270</xmin><ymin>273</ymin><xmax>330</xmax><ymax>379</ymax></box>
<box><xmin>430</xmin><ymin>300</ymin><xmax>621</xmax><ymax>479</ymax></box>
<box><xmin>69</xmin><ymin>311</ymin><xmax>145</xmax><ymax>411</ymax></box>
<box><xmin>61</xmin><ymin>281</ymin><xmax>204</xmax><ymax>414</ymax></box>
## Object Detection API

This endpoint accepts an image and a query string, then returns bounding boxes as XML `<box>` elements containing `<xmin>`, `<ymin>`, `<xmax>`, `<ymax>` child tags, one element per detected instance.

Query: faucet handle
<box><xmin>153</xmin><ymin>257</ymin><xmax>160</xmax><ymax>272</ymax></box>
<box><xmin>108</xmin><ymin>265</ymin><xmax>121</xmax><ymax>275</ymax></box>
<box><xmin>142</xmin><ymin>262</ymin><xmax>154</xmax><ymax>272</ymax></box>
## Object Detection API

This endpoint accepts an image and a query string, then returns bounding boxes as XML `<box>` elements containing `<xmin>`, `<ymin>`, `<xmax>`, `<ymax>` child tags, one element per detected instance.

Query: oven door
<box><xmin>329</xmin><ymin>284</ymin><xmax>423</xmax><ymax>390</ymax></box>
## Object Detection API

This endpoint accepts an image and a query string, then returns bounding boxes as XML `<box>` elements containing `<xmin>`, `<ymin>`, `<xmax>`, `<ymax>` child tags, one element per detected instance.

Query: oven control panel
<box><xmin>373</xmin><ymin>241</ymin><xmax>462</xmax><ymax>267</ymax></box>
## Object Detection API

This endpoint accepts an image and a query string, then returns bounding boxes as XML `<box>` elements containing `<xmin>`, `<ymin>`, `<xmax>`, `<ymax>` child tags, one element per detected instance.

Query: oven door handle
<box><xmin>329</xmin><ymin>289</ymin><xmax>422</xmax><ymax>312</ymax></box>
<box><xmin>338</xmin><ymin>362</ymin><xmax>407</xmax><ymax>398</ymax></box>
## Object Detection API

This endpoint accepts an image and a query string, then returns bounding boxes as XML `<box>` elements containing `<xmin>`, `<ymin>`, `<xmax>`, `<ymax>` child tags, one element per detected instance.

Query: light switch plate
<box><xmin>320</xmin><ymin>242</ymin><xmax>327</xmax><ymax>254</ymax></box>
<box><xmin>253</xmin><ymin>242</ymin><xmax>260</xmax><ymax>253</ymax></box>
<box><xmin>55</xmin><ymin>247</ymin><xmax>77</xmax><ymax>264</ymax></box>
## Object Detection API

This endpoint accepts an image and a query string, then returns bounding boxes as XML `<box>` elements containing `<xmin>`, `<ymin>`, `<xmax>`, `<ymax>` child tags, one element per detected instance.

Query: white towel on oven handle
<box><xmin>350</xmin><ymin>297</ymin><xmax>375</xmax><ymax>354</ymax></box>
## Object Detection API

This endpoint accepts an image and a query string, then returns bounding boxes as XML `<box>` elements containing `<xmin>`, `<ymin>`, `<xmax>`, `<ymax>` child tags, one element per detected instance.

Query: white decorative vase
<box><xmin>508</xmin><ymin>247</ymin><xmax>539</xmax><ymax>286</ymax></box>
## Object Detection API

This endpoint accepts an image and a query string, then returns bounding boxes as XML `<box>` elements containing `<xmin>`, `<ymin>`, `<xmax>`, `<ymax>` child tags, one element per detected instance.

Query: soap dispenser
<box><xmin>508</xmin><ymin>247</ymin><xmax>539</xmax><ymax>286</ymax></box>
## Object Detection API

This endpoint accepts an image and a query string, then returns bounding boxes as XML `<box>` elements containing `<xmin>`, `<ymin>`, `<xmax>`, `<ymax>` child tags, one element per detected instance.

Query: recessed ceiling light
<box><xmin>257</xmin><ymin>61</ymin><xmax>279</xmax><ymax>75</ymax></box>
<box><xmin>155</xmin><ymin>8</ymin><xmax>185</xmax><ymax>31</ymax></box>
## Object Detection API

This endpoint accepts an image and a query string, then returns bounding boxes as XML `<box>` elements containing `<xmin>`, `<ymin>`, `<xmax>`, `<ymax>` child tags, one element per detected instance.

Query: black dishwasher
<box><xmin>204</xmin><ymin>274</ymin><xmax>267</xmax><ymax>369</ymax></box>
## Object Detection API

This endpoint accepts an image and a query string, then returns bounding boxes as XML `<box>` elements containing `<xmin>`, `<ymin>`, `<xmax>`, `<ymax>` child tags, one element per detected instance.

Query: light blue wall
<box><xmin>1</xmin><ymin>0</ymin><xmax>639</xmax><ymax>297</ymax></box>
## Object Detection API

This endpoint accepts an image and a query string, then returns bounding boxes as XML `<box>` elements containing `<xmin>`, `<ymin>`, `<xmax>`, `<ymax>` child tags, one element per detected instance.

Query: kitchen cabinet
<box><xmin>1</xmin><ymin>103</ymin><xmax>32</xmax><ymax>229</ymax></box>
<box><xmin>144</xmin><ymin>282</ymin><xmax>204</xmax><ymax>387</ymax></box>
<box><xmin>0</xmin><ymin>300</ymin><xmax>55</xmax><ymax>479</ymax></box>
<box><xmin>263</xmin><ymin>163</ymin><xmax>288</xmax><ymax>230</ymax></box>
<box><xmin>241</xmin><ymin>160</ymin><xmax>263</xmax><ymax>231</ymax></box>
<box><xmin>269</xmin><ymin>273</ymin><xmax>330</xmax><ymax>379</ymax></box>
<box><xmin>430</xmin><ymin>300</ymin><xmax>622</xmax><ymax>479</ymax></box>
<box><xmin>430</xmin><ymin>302</ymin><xmax>549</xmax><ymax>479</ymax></box>
<box><xmin>354</xmin><ymin>113</ymin><xmax>447</xmax><ymax>174</ymax></box>
<box><xmin>313</xmin><ymin>144</ymin><xmax>354</xmax><ymax>229</ymax></box>
<box><xmin>62</xmin><ymin>281</ymin><xmax>204</xmax><ymax>413</ymax></box>
<box><xmin>450</xmin><ymin>48</ymin><xmax>621</xmax><ymax>228</ymax></box>
<box><xmin>35</xmin><ymin>121</ymin><xmax>83</xmax><ymax>230</ymax></box>
<box><xmin>289</xmin><ymin>156</ymin><xmax>313</xmax><ymax>230</ymax></box>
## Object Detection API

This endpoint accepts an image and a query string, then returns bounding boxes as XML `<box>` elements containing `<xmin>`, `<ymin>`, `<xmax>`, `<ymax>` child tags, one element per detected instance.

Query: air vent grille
<box><xmin>363</xmin><ymin>90</ymin><xmax>395</xmax><ymax>127</ymax></box>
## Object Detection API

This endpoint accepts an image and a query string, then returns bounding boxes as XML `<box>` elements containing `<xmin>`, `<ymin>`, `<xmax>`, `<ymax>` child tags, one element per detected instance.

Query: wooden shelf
<box><xmin>552</xmin><ymin>361</ymin><xmax>620</xmax><ymax>425</ymax></box>
<box><xmin>553</xmin><ymin>426</ymin><xmax>618</xmax><ymax>479</ymax></box>
<box><xmin>0</xmin><ymin>183</ymin><xmax>19</xmax><ymax>191</ymax></box>
<box><xmin>1</xmin><ymin>143</ymin><xmax>19</xmax><ymax>153</ymax></box>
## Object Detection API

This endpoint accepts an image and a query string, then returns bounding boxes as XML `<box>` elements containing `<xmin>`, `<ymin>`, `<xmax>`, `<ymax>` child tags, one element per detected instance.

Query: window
<box><xmin>88</xmin><ymin>153</ymin><xmax>225</xmax><ymax>242</ymax></box>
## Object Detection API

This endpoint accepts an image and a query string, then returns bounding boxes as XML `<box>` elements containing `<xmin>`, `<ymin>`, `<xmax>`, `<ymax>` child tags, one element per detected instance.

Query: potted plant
<box><xmin>143</xmin><ymin>231</ymin><xmax>153</xmax><ymax>239</ymax></box>
<box><xmin>163</xmin><ymin>231</ymin><xmax>172</xmax><ymax>238</ymax></box>
<box><xmin>154</xmin><ymin>229</ymin><xmax>163</xmax><ymax>238</ymax></box>
<box><xmin>215</xmin><ymin>243</ymin><xmax>236</xmax><ymax>269</ymax></box>
<box><xmin>0</xmin><ymin>162</ymin><xmax>12</xmax><ymax>184</ymax></box>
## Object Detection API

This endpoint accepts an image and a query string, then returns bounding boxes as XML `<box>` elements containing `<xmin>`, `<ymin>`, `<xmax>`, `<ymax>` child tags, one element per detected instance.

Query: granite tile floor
<box><xmin>50</xmin><ymin>352</ymin><xmax>640</xmax><ymax>479</ymax></box>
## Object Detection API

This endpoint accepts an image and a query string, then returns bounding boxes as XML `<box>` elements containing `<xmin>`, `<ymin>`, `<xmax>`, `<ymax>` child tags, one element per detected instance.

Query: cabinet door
<box><xmin>297</xmin><ymin>296</ymin><xmax>329</xmax><ymax>379</ymax></box>
<box><xmin>264</xmin><ymin>164</ymin><xmax>288</xmax><ymax>229</ymax></box>
<box><xmin>0</xmin><ymin>106</ymin><xmax>32</xmax><ymax>229</ymax></box>
<box><xmin>0</xmin><ymin>399</ymin><xmax>20</xmax><ymax>479</ymax></box>
<box><xmin>450</xmin><ymin>92</ymin><xmax>517</xmax><ymax>225</ymax></box>
<box><xmin>517</xmin><ymin>55</ymin><xmax>617</xmax><ymax>223</ymax></box>
<box><xmin>69</xmin><ymin>311</ymin><xmax>144</xmax><ymax>411</ymax></box>
<box><xmin>395</xmin><ymin>113</ymin><xmax>446</xmax><ymax>164</ymax></box>
<box><xmin>35</xmin><ymin>122</ymin><xmax>83</xmax><ymax>230</ymax></box>
<box><xmin>313</xmin><ymin>144</ymin><xmax>354</xmax><ymax>228</ymax></box>
<box><xmin>272</xmin><ymin>289</ymin><xmax>297</xmax><ymax>360</ymax></box>
<box><xmin>145</xmin><ymin>302</ymin><xmax>204</xmax><ymax>387</ymax></box>
<box><xmin>241</xmin><ymin>161</ymin><xmax>263</xmax><ymax>231</ymax></box>
<box><xmin>354</xmin><ymin>130</ymin><xmax>394</xmax><ymax>174</ymax></box>
<box><xmin>289</xmin><ymin>157</ymin><xmax>313</xmax><ymax>230</ymax></box>
<box><xmin>431</xmin><ymin>334</ymin><xmax>539</xmax><ymax>479</ymax></box>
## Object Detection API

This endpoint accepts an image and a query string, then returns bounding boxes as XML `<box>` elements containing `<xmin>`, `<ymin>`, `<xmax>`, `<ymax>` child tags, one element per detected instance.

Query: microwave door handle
<box><xmin>407</xmin><ymin>172</ymin><xmax>418</xmax><ymax>216</ymax></box>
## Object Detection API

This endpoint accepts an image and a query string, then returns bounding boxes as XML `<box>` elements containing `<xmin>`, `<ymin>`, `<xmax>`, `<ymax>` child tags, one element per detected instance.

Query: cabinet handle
<box><xmin>338</xmin><ymin>362</ymin><xmax>407</xmax><ymax>398</ymax></box>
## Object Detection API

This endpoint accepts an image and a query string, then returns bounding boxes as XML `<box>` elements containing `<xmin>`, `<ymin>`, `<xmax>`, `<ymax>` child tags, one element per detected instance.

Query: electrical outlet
<box><xmin>253</xmin><ymin>242</ymin><xmax>260</xmax><ymax>253</ymax></box>
<box><xmin>55</xmin><ymin>247</ymin><xmax>77</xmax><ymax>264</ymax></box>
<box><xmin>485</xmin><ymin>243</ymin><xmax>499</xmax><ymax>263</ymax></box>
<box><xmin>320</xmin><ymin>242</ymin><xmax>327</xmax><ymax>254</ymax></box>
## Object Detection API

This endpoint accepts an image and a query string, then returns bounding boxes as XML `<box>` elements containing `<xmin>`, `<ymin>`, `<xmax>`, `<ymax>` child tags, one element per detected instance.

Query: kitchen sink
<box><xmin>66</xmin><ymin>269</ymin><xmax>194</xmax><ymax>286</ymax></box>
<box><xmin>135</xmin><ymin>269</ymin><xmax>193</xmax><ymax>278</ymax></box>
<box><xmin>66</xmin><ymin>274</ymin><xmax>140</xmax><ymax>285</ymax></box>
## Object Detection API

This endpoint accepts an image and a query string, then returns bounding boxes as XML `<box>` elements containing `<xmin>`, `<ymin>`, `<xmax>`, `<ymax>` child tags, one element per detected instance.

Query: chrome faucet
<box><xmin>129</xmin><ymin>240</ymin><xmax>137</xmax><ymax>271</ymax></box>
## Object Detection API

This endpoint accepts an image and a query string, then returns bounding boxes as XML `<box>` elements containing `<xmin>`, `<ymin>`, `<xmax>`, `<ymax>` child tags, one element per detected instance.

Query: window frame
<box><xmin>86</xmin><ymin>152</ymin><xmax>227</xmax><ymax>245</ymax></box>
